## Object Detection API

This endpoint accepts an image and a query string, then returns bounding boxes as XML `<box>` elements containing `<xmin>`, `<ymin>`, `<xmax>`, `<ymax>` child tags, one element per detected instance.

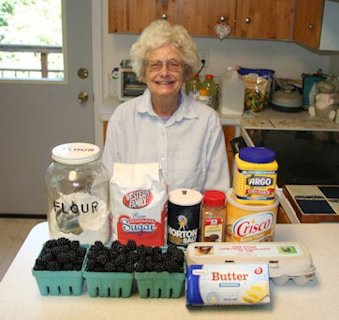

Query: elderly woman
<box><xmin>102</xmin><ymin>20</ymin><xmax>230</xmax><ymax>193</ymax></box>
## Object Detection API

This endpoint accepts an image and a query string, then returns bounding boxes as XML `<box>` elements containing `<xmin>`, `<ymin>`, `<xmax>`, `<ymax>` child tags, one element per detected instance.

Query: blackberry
<box><xmin>126</xmin><ymin>239</ymin><xmax>137</xmax><ymax>252</ymax></box>
<box><xmin>114</xmin><ymin>254</ymin><xmax>126</xmax><ymax>267</ymax></box>
<box><xmin>46</xmin><ymin>261</ymin><xmax>59</xmax><ymax>271</ymax></box>
<box><xmin>56</xmin><ymin>237</ymin><xmax>70</xmax><ymax>247</ymax></box>
<box><xmin>56</xmin><ymin>252</ymin><xmax>71</xmax><ymax>264</ymax></box>
<box><xmin>134</xmin><ymin>259</ymin><xmax>146</xmax><ymax>272</ymax></box>
<box><xmin>104</xmin><ymin>262</ymin><xmax>116</xmax><ymax>272</ymax></box>
<box><xmin>44</xmin><ymin>239</ymin><xmax>57</xmax><ymax>248</ymax></box>
<box><xmin>63</xmin><ymin>263</ymin><xmax>74</xmax><ymax>271</ymax></box>
<box><xmin>124</xmin><ymin>261</ymin><xmax>134</xmax><ymax>273</ymax></box>
<box><xmin>96</xmin><ymin>254</ymin><xmax>108</xmax><ymax>266</ymax></box>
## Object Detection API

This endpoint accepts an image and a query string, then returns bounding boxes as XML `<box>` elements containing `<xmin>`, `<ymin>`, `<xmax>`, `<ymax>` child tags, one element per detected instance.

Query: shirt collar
<box><xmin>136</xmin><ymin>89</ymin><xmax>199</xmax><ymax>122</ymax></box>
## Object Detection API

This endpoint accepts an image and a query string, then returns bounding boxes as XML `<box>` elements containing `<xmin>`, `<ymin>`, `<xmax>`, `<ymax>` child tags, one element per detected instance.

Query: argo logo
<box><xmin>247</xmin><ymin>176</ymin><xmax>273</xmax><ymax>186</ymax></box>
<box><xmin>123</xmin><ymin>190</ymin><xmax>153</xmax><ymax>209</ymax></box>
<box><xmin>233</xmin><ymin>213</ymin><xmax>273</xmax><ymax>237</ymax></box>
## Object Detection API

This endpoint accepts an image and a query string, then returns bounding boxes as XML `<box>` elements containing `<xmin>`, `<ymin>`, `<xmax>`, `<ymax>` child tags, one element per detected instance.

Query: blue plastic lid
<box><xmin>239</xmin><ymin>147</ymin><xmax>276</xmax><ymax>163</ymax></box>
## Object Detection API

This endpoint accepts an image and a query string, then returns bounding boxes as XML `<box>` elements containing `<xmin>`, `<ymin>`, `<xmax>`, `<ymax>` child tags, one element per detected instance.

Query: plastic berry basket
<box><xmin>83</xmin><ymin>271</ymin><xmax>134</xmax><ymax>297</ymax></box>
<box><xmin>32</xmin><ymin>241</ymin><xmax>88</xmax><ymax>296</ymax></box>
<box><xmin>134</xmin><ymin>271</ymin><xmax>185</xmax><ymax>298</ymax></box>
<box><xmin>32</xmin><ymin>269</ymin><xmax>85</xmax><ymax>296</ymax></box>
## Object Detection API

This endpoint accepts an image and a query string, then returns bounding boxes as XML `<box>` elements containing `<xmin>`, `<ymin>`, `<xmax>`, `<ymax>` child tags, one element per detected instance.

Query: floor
<box><xmin>0</xmin><ymin>217</ymin><xmax>46</xmax><ymax>281</ymax></box>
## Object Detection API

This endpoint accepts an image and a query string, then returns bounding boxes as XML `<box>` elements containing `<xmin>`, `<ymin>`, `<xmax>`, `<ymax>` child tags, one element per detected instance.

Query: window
<box><xmin>0</xmin><ymin>0</ymin><xmax>63</xmax><ymax>80</ymax></box>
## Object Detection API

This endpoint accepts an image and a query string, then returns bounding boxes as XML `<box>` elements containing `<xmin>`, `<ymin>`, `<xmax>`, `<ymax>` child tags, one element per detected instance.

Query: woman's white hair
<box><xmin>130</xmin><ymin>20</ymin><xmax>200</xmax><ymax>82</ymax></box>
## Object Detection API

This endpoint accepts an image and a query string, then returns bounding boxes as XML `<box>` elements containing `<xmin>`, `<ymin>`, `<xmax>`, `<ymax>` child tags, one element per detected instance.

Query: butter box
<box><xmin>186</xmin><ymin>263</ymin><xmax>270</xmax><ymax>306</ymax></box>
<box><xmin>186</xmin><ymin>242</ymin><xmax>316</xmax><ymax>286</ymax></box>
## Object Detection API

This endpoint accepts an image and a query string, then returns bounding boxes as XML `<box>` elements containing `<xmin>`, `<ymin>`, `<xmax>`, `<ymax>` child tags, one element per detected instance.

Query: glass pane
<box><xmin>0</xmin><ymin>0</ymin><xmax>63</xmax><ymax>80</ymax></box>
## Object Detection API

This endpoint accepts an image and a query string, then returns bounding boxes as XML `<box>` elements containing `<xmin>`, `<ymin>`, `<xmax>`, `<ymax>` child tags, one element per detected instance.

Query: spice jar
<box><xmin>200</xmin><ymin>190</ymin><xmax>227</xmax><ymax>242</ymax></box>
<box><xmin>45</xmin><ymin>142</ymin><xmax>111</xmax><ymax>244</ymax></box>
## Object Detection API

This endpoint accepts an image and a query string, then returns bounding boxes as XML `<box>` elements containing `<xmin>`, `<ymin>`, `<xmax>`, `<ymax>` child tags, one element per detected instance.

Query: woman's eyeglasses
<box><xmin>144</xmin><ymin>59</ymin><xmax>184</xmax><ymax>72</ymax></box>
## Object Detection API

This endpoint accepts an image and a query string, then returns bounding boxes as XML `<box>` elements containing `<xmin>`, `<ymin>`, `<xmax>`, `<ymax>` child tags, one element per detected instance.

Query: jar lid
<box><xmin>203</xmin><ymin>190</ymin><xmax>226</xmax><ymax>207</ymax></box>
<box><xmin>51</xmin><ymin>142</ymin><xmax>100</xmax><ymax>165</ymax></box>
<box><xmin>169</xmin><ymin>189</ymin><xmax>202</xmax><ymax>206</ymax></box>
<box><xmin>205</xmin><ymin>74</ymin><xmax>214</xmax><ymax>79</ymax></box>
<box><xmin>239</xmin><ymin>147</ymin><xmax>276</xmax><ymax>163</ymax></box>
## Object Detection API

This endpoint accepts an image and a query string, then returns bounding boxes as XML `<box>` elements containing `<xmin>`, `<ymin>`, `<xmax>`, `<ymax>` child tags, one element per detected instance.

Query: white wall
<box><xmin>101</xmin><ymin>2</ymin><xmax>337</xmax><ymax>100</ymax></box>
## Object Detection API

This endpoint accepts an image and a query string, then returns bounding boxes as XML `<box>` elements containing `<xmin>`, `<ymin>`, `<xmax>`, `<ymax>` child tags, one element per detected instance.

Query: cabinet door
<box><xmin>235</xmin><ymin>0</ymin><xmax>293</xmax><ymax>40</ymax></box>
<box><xmin>293</xmin><ymin>0</ymin><xmax>325</xmax><ymax>49</ymax></box>
<box><xmin>109</xmin><ymin>0</ymin><xmax>176</xmax><ymax>33</ymax></box>
<box><xmin>176</xmin><ymin>0</ymin><xmax>236</xmax><ymax>36</ymax></box>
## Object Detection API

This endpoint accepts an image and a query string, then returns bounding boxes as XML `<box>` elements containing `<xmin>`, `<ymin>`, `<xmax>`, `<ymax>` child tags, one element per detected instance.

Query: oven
<box><xmin>239</xmin><ymin>128</ymin><xmax>339</xmax><ymax>223</ymax></box>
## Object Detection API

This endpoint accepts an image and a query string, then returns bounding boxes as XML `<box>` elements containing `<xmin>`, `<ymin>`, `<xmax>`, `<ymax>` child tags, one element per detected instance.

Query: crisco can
<box><xmin>167</xmin><ymin>189</ymin><xmax>202</xmax><ymax>247</ymax></box>
<box><xmin>233</xmin><ymin>147</ymin><xmax>278</xmax><ymax>205</ymax></box>
<box><xmin>226</xmin><ymin>188</ymin><xmax>278</xmax><ymax>242</ymax></box>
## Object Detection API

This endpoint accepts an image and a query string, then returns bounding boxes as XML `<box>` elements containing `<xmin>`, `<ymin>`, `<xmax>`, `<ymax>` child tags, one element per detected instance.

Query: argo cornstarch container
<box><xmin>233</xmin><ymin>147</ymin><xmax>278</xmax><ymax>205</ymax></box>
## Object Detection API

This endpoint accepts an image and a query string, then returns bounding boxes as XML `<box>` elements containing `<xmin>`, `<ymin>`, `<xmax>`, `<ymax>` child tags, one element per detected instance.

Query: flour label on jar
<box><xmin>49</xmin><ymin>192</ymin><xmax>110</xmax><ymax>244</ymax></box>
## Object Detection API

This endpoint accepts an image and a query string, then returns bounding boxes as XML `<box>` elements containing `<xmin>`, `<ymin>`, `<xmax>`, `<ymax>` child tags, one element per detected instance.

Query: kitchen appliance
<box><xmin>271</xmin><ymin>89</ymin><xmax>304</xmax><ymax>112</ymax></box>
<box><xmin>242</xmin><ymin>129</ymin><xmax>339</xmax><ymax>187</ymax></box>
<box><xmin>118</xmin><ymin>68</ymin><xmax>147</xmax><ymax>101</ymax></box>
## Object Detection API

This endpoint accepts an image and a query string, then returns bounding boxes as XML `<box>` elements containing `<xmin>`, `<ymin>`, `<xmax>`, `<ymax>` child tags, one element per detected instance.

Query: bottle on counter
<box><xmin>202</xmin><ymin>74</ymin><xmax>218</xmax><ymax>110</ymax></box>
<box><xmin>45</xmin><ymin>142</ymin><xmax>111</xmax><ymax>244</ymax></box>
<box><xmin>200</xmin><ymin>190</ymin><xmax>227</xmax><ymax>242</ymax></box>
<box><xmin>219</xmin><ymin>66</ymin><xmax>245</xmax><ymax>115</ymax></box>
<box><xmin>185</xmin><ymin>73</ymin><xmax>202</xmax><ymax>100</ymax></box>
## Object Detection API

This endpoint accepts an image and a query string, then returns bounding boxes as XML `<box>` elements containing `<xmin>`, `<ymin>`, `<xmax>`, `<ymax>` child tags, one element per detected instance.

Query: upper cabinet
<box><xmin>293</xmin><ymin>0</ymin><xmax>325</xmax><ymax>49</ymax></box>
<box><xmin>175</xmin><ymin>0</ymin><xmax>236</xmax><ymax>36</ymax></box>
<box><xmin>293</xmin><ymin>0</ymin><xmax>339</xmax><ymax>51</ymax></box>
<box><xmin>108</xmin><ymin>0</ymin><xmax>292</xmax><ymax>40</ymax></box>
<box><xmin>235</xmin><ymin>0</ymin><xmax>293</xmax><ymax>40</ymax></box>
<box><xmin>108</xmin><ymin>0</ymin><xmax>176</xmax><ymax>33</ymax></box>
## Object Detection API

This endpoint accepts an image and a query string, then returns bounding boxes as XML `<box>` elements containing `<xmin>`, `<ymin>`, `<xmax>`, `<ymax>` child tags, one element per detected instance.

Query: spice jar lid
<box><xmin>203</xmin><ymin>190</ymin><xmax>226</xmax><ymax>207</ymax></box>
<box><xmin>169</xmin><ymin>189</ymin><xmax>202</xmax><ymax>206</ymax></box>
<box><xmin>239</xmin><ymin>147</ymin><xmax>276</xmax><ymax>163</ymax></box>
<box><xmin>51</xmin><ymin>142</ymin><xmax>100</xmax><ymax>165</ymax></box>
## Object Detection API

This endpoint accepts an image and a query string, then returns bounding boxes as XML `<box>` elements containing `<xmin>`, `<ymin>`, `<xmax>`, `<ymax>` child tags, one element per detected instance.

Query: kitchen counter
<box><xmin>99</xmin><ymin>97</ymin><xmax>339</xmax><ymax>131</ymax></box>
<box><xmin>1</xmin><ymin>222</ymin><xmax>339</xmax><ymax>320</ymax></box>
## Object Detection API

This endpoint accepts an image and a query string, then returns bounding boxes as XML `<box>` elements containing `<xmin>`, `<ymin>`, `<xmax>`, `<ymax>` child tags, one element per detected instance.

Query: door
<box><xmin>0</xmin><ymin>0</ymin><xmax>94</xmax><ymax>215</ymax></box>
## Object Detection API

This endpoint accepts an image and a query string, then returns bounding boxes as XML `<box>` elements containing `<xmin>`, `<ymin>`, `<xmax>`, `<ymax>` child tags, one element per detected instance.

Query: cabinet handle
<box><xmin>245</xmin><ymin>17</ymin><xmax>251</xmax><ymax>24</ymax></box>
<box><xmin>219</xmin><ymin>16</ymin><xmax>226</xmax><ymax>23</ymax></box>
<box><xmin>161</xmin><ymin>13</ymin><xmax>168</xmax><ymax>20</ymax></box>
<box><xmin>308</xmin><ymin>24</ymin><xmax>314</xmax><ymax>30</ymax></box>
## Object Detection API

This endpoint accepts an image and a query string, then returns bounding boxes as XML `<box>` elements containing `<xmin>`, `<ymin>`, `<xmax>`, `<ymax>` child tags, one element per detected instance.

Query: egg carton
<box><xmin>185</xmin><ymin>242</ymin><xmax>316</xmax><ymax>286</ymax></box>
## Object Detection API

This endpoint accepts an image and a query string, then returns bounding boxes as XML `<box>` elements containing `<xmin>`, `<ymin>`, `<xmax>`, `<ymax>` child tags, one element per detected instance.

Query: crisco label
<box><xmin>233</xmin><ymin>213</ymin><xmax>274</xmax><ymax>238</ymax></box>
<box><xmin>122</xmin><ymin>190</ymin><xmax>153</xmax><ymax>209</ymax></box>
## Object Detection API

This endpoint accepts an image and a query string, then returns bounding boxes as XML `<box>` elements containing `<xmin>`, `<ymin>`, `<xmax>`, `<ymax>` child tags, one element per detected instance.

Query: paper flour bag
<box><xmin>110</xmin><ymin>162</ymin><xmax>168</xmax><ymax>246</ymax></box>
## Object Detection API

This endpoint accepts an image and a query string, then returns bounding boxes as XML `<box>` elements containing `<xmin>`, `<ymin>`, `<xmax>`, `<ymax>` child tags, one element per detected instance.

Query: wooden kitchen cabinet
<box><xmin>223</xmin><ymin>126</ymin><xmax>236</xmax><ymax>176</ymax></box>
<box><xmin>292</xmin><ymin>0</ymin><xmax>325</xmax><ymax>49</ymax></box>
<box><xmin>108</xmin><ymin>0</ymin><xmax>292</xmax><ymax>40</ymax></box>
<box><xmin>108</xmin><ymin>0</ymin><xmax>176</xmax><ymax>33</ymax></box>
<box><xmin>235</xmin><ymin>0</ymin><xmax>294</xmax><ymax>40</ymax></box>
<box><xmin>175</xmin><ymin>0</ymin><xmax>236</xmax><ymax>36</ymax></box>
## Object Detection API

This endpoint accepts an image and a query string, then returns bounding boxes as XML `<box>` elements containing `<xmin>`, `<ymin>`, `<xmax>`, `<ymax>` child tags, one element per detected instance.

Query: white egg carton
<box><xmin>185</xmin><ymin>242</ymin><xmax>316</xmax><ymax>286</ymax></box>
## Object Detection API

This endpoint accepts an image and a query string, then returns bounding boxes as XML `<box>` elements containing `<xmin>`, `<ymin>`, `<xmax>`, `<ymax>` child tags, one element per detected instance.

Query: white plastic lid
<box><xmin>169</xmin><ymin>189</ymin><xmax>202</xmax><ymax>206</ymax></box>
<box><xmin>51</xmin><ymin>142</ymin><xmax>100</xmax><ymax>165</ymax></box>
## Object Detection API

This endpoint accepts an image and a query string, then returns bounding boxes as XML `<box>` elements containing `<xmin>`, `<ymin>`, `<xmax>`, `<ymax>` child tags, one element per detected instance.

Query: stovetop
<box><xmin>244</xmin><ymin>129</ymin><xmax>339</xmax><ymax>187</ymax></box>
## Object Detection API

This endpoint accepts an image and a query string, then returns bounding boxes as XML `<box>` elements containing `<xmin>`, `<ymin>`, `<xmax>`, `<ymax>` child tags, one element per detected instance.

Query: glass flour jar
<box><xmin>45</xmin><ymin>142</ymin><xmax>111</xmax><ymax>244</ymax></box>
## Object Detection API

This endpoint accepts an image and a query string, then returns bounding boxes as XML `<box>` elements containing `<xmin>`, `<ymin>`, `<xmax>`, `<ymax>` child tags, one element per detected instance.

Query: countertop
<box><xmin>1</xmin><ymin>222</ymin><xmax>339</xmax><ymax>320</ymax></box>
<box><xmin>99</xmin><ymin>96</ymin><xmax>339</xmax><ymax>130</ymax></box>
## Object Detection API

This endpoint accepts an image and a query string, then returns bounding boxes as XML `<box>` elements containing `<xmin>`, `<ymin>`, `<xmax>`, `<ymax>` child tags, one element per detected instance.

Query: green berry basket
<box><xmin>32</xmin><ymin>269</ymin><xmax>85</xmax><ymax>296</ymax></box>
<box><xmin>83</xmin><ymin>271</ymin><xmax>134</xmax><ymax>297</ymax></box>
<box><xmin>135</xmin><ymin>271</ymin><xmax>185</xmax><ymax>298</ymax></box>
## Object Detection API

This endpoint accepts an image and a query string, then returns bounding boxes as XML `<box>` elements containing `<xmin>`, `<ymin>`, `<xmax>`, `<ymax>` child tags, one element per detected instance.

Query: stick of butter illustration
<box><xmin>242</xmin><ymin>282</ymin><xmax>269</xmax><ymax>303</ymax></box>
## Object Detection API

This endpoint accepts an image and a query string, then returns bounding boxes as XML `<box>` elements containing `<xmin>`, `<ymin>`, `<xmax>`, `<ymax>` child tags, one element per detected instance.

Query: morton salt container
<box><xmin>233</xmin><ymin>146</ymin><xmax>278</xmax><ymax>205</ymax></box>
<box><xmin>226</xmin><ymin>188</ymin><xmax>279</xmax><ymax>242</ymax></box>
<box><xmin>167</xmin><ymin>188</ymin><xmax>202</xmax><ymax>247</ymax></box>
<box><xmin>45</xmin><ymin>142</ymin><xmax>111</xmax><ymax>244</ymax></box>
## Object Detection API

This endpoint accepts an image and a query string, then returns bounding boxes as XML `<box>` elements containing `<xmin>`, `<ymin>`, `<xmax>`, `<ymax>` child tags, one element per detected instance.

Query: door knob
<box><xmin>78</xmin><ymin>92</ymin><xmax>88</xmax><ymax>104</ymax></box>
<box><xmin>78</xmin><ymin>68</ymin><xmax>89</xmax><ymax>79</ymax></box>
